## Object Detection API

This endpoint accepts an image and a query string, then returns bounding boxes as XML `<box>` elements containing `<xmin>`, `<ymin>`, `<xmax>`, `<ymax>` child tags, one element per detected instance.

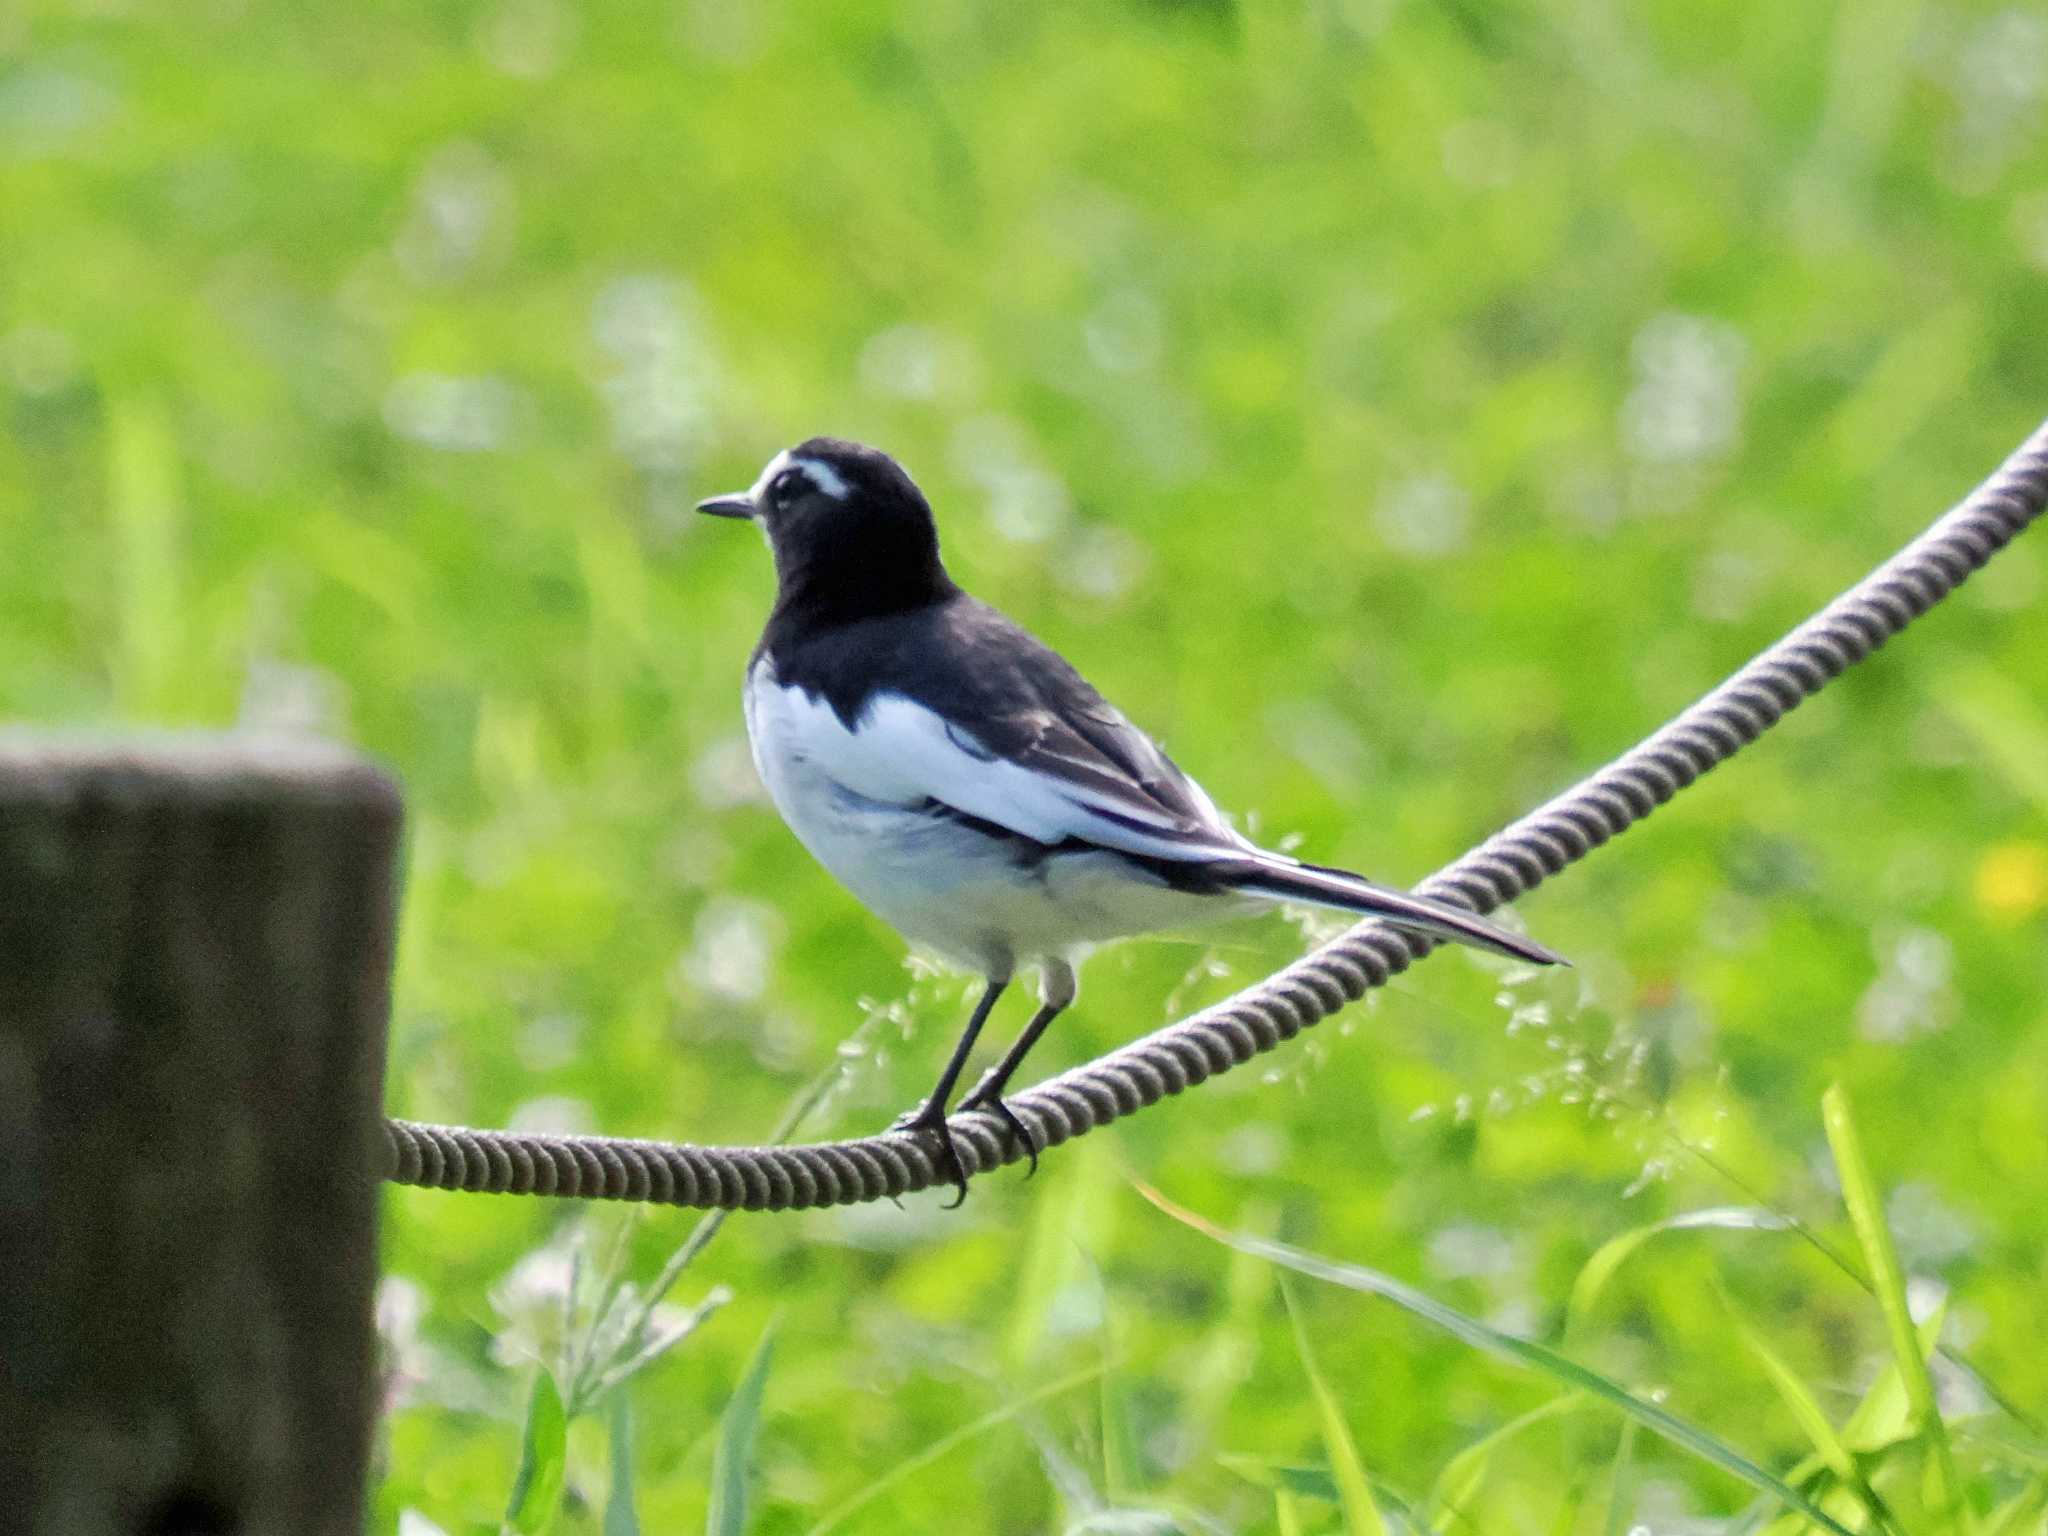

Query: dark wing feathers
<box><xmin>768</xmin><ymin>589</ymin><xmax>1236</xmax><ymax>851</ymax></box>
<box><xmin>929</xmin><ymin>599</ymin><xmax>1238</xmax><ymax>847</ymax></box>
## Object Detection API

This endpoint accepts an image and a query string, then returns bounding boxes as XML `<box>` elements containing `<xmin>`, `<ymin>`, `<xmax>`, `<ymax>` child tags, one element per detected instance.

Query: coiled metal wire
<box><xmin>382</xmin><ymin>418</ymin><xmax>2048</xmax><ymax>1210</ymax></box>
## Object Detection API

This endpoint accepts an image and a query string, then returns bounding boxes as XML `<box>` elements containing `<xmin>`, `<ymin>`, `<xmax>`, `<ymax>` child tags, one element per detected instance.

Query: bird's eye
<box><xmin>770</xmin><ymin>468</ymin><xmax>812</xmax><ymax>505</ymax></box>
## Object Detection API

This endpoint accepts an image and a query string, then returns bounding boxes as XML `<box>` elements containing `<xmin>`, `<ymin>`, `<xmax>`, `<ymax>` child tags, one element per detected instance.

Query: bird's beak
<box><xmin>696</xmin><ymin>492</ymin><xmax>757</xmax><ymax>520</ymax></box>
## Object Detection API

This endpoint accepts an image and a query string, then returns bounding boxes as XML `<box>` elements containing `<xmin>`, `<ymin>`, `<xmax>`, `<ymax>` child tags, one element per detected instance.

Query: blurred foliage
<box><xmin>5</xmin><ymin>0</ymin><xmax>2048</xmax><ymax>1529</ymax></box>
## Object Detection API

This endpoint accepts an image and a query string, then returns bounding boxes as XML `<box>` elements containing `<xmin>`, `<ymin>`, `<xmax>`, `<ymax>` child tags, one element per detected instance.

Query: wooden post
<box><xmin>0</xmin><ymin>737</ymin><xmax>401</xmax><ymax>1536</ymax></box>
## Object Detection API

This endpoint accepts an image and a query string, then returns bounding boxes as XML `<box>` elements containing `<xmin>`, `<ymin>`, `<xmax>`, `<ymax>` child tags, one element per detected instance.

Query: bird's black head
<box><xmin>698</xmin><ymin>438</ymin><xmax>954</xmax><ymax>622</ymax></box>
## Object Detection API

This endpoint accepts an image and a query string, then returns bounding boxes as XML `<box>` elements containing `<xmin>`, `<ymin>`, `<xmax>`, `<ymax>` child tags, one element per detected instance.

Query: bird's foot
<box><xmin>956</xmin><ymin>1083</ymin><xmax>1040</xmax><ymax>1178</ymax></box>
<box><xmin>888</xmin><ymin>1099</ymin><xmax>971</xmax><ymax>1207</ymax></box>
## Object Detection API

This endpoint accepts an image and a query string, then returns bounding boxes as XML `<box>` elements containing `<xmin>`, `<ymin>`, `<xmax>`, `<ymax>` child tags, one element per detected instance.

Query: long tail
<box><xmin>1228</xmin><ymin>856</ymin><xmax>1566</xmax><ymax>966</ymax></box>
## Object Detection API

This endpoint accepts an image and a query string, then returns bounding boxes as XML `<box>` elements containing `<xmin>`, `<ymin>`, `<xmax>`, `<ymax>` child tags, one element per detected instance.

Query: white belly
<box><xmin>744</xmin><ymin>664</ymin><xmax>1228</xmax><ymax>974</ymax></box>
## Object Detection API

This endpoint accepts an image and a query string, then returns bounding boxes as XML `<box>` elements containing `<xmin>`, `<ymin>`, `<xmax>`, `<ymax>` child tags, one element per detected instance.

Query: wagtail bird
<box><xmin>700</xmin><ymin>439</ymin><xmax>1563</xmax><ymax>1202</ymax></box>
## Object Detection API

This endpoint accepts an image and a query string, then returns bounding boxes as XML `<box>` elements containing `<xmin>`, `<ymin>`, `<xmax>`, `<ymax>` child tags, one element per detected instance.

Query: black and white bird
<box><xmin>700</xmin><ymin>438</ymin><xmax>1562</xmax><ymax>1201</ymax></box>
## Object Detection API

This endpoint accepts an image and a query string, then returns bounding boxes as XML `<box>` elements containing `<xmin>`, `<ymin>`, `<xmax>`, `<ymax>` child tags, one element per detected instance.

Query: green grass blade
<box><xmin>1838</xmin><ymin>1368</ymin><xmax>1911</xmax><ymax>1455</ymax></box>
<box><xmin>1006</xmin><ymin>1134</ymin><xmax>1113</xmax><ymax>1374</ymax></box>
<box><xmin>1187</xmin><ymin>1202</ymin><xmax>1277</xmax><ymax>1452</ymax></box>
<box><xmin>1604</xmin><ymin>1419</ymin><xmax>1637</xmax><ymax>1536</ymax></box>
<box><xmin>1984</xmin><ymin>1475</ymin><xmax>2048</xmax><ymax>1536</ymax></box>
<box><xmin>707</xmin><ymin>1322</ymin><xmax>777</xmax><ymax>1536</ymax></box>
<box><xmin>1719</xmin><ymin>1283</ymin><xmax>1899</xmax><ymax>1536</ymax></box>
<box><xmin>1138</xmin><ymin>1183</ymin><xmax>1856</xmax><ymax>1536</ymax></box>
<box><xmin>1670</xmin><ymin>1139</ymin><xmax>2044</xmax><ymax>1443</ymax></box>
<box><xmin>1732</xmin><ymin>1324</ymin><xmax>1856</xmax><ymax>1485</ymax></box>
<box><xmin>1822</xmin><ymin>1084</ymin><xmax>1964</xmax><ymax>1527</ymax></box>
<box><xmin>605</xmin><ymin>1387</ymin><xmax>640</xmax><ymax>1536</ymax></box>
<box><xmin>587</xmin><ymin>1060</ymin><xmax>841</xmax><ymax>1410</ymax></box>
<box><xmin>1547</xmin><ymin>1475</ymin><xmax>1588</xmax><ymax>1536</ymax></box>
<box><xmin>1566</xmin><ymin>1208</ymin><xmax>1792</xmax><ymax>1339</ymax></box>
<box><xmin>504</xmin><ymin>1368</ymin><xmax>568</xmax><ymax>1535</ymax></box>
<box><xmin>1275</xmin><ymin>1487</ymin><xmax>1306</xmax><ymax>1536</ymax></box>
<box><xmin>587</xmin><ymin>1286</ymin><xmax>734</xmax><ymax>1403</ymax></box>
<box><xmin>1942</xmin><ymin>662</ymin><xmax>2048</xmax><ymax>813</ymax></box>
<box><xmin>1216</xmin><ymin>1457</ymin><xmax>1340</xmax><ymax>1502</ymax></box>
<box><xmin>1100</xmin><ymin>1337</ymin><xmax>1140</xmax><ymax>1504</ymax></box>
<box><xmin>1834</xmin><ymin>1297</ymin><xmax>1945</xmax><ymax>1463</ymax></box>
<box><xmin>801</xmin><ymin>1359</ymin><xmax>1113</xmax><ymax>1536</ymax></box>
<box><xmin>1427</xmin><ymin>1394</ymin><xmax>1585</xmax><ymax>1530</ymax></box>
<box><xmin>106</xmin><ymin>398</ymin><xmax>185</xmax><ymax>719</ymax></box>
<box><xmin>1281</xmin><ymin>1278</ymin><xmax>1390</xmax><ymax>1536</ymax></box>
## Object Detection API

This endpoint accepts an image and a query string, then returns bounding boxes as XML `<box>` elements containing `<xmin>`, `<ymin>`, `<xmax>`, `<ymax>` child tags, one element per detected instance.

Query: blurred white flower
<box><xmin>1890</xmin><ymin>1182</ymin><xmax>1977</xmax><ymax>1267</ymax></box>
<box><xmin>1083</xmin><ymin>287</ymin><xmax>1164</xmax><ymax>374</ymax></box>
<box><xmin>517</xmin><ymin>1011</ymin><xmax>584</xmax><ymax>1073</ymax></box>
<box><xmin>682</xmin><ymin>896</ymin><xmax>784</xmax><ymax>1003</ymax></box>
<box><xmin>1621</xmin><ymin>313</ymin><xmax>1746</xmax><ymax>467</ymax></box>
<box><xmin>476</xmin><ymin>0</ymin><xmax>577</xmax><ymax>78</ymax></box>
<box><xmin>1949</xmin><ymin>8</ymin><xmax>2046</xmax><ymax>178</ymax></box>
<box><xmin>1426</xmin><ymin>1223</ymin><xmax>1518</xmax><ymax>1280</ymax></box>
<box><xmin>1059</xmin><ymin>522</ymin><xmax>1148</xmax><ymax>601</ymax></box>
<box><xmin>691</xmin><ymin>734</ymin><xmax>767</xmax><ymax>808</ymax></box>
<box><xmin>489</xmin><ymin>1240</ymin><xmax>577</xmax><ymax>1367</ymax></box>
<box><xmin>1376</xmin><ymin>472</ymin><xmax>1472</xmax><ymax>558</ymax></box>
<box><xmin>376</xmin><ymin>1275</ymin><xmax>425</xmax><ymax>1357</ymax></box>
<box><xmin>383</xmin><ymin>373</ymin><xmax>524</xmax><ymax>453</ymax></box>
<box><xmin>508</xmin><ymin>1095</ymin><xmax>595</xmax><ymax>1137</ymax></box>
<box><xmin>681</xmin><ymin>0</ymin><xmax>774</xmax><ymax>64</ymax></box>
<box><xmin>1440</xmin><ymin>119</ymin><xmax>1518</xmax><ymax>187</ymax></box>
<box><xmin>950</xmin><ymin>414</ymin><xmax>1073</xmax><ymax>543</ymax></box>
<box><xmin>1906</xmin><ymin>1273</ymin><xmax>1950</xmax><ymax>1325</ymax></box>
<box><xmin>592</xmin><ymin>275</ymin><xmax>718</xmax><ymax>474</ymax></box>
<box><xmin>1691</xmin><ymin>549</ymin><xmax>1765</xmax><ymax>624</ymax></box>
<box><xmin>393</xmin><ymin>141</ymin><xmax>512</xmax><ymax>284</ymax></box>
<box><xmin>859</xmin><ymin>324</ymin><xmax>978</xmax><ymax>400</ymax></box>
<box><xmin>0</xmin><ymin>64</ymin><xmax>119</xmax><ymax>158</ymax></box>
<box><xmin>1</xmin><ymin>325</ymin><xmax>81</xmax><ymax>395</ymax></box>
<box><xmin>1214</xmin><ymin>1121</ymin><xmax>1287</xmax><ymax>1175</ymax></box>
<box><xmin>236</xmin><ymin>659</ymin><xmax>348</xmax><ymax>739</ymax></box>
<box><xmin>1857</xmin><ymin>925</ymin><xmax>1957</xmax><ymax>1042</ymax></box>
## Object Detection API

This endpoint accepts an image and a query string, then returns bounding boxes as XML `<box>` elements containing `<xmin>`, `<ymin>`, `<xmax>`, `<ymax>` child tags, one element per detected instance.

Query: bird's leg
<box><xmin>890</xmin><ymin>975</ymin><xmax>1009</xmax><ymax>1207</ymax></box>
<box><xmin>956</xmin><ymin>1001</ymin><xmax>1066</xmax><ymax>1175</ymax></box>
<box><xmin>957</xmin><ymin>958</ymin><xmax>1077</xmax><ymax>1178</ymax></box>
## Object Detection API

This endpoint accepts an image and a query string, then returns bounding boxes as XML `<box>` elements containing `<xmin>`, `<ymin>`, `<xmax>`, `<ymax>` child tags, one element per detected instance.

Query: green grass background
<box><xmin>4</xmin><ymin>0</ymin><xmax>2047</xmax><ymax>1529</ymax></box>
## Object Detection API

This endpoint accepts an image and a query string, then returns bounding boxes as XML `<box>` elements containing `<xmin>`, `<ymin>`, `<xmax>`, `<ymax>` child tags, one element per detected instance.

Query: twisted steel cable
<box><xmin>382</xmin><ymin>418</ymin><xmax>2048</xmax><ymax>1210</ymax></box>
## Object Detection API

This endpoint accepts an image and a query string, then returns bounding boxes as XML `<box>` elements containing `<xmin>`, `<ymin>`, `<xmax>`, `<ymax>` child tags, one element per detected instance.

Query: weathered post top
<box><xmin>0</xmin><ymin>734</ymin><xmax>401</xmax><ymax>1536</ymax></box>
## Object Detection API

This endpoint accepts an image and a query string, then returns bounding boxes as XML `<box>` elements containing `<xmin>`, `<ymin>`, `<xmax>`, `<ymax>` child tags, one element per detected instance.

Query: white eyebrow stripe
<box><xmin>790</xmin><ymin>455</ymin><xmax>850</xmax><ymax>499</ymax></box>
<box><xmin>748</xmin><ymin>449</ymin><xmax>794</xmax><ymax>502</ymax></box>
<box><xmin>746</xmin><ymin>449</ymin><xmax>852</xmax><ymax>503</ymax></box>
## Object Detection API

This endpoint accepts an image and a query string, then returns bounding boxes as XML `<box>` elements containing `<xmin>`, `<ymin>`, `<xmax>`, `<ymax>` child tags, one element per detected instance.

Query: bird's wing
<box><xmin>972</xmin><ymin>695</ymin><xmax>1260</xmax><ymax>860</ymax></box>
<box><xmin>770</xmin><ymin>685</ymin><xmax>1251</xmax><ymax>862</ymax></box>
<box><xmin>762</xmin><ymin>601</ymin><xmax>1254</xmax><ymax>863</ymax></box>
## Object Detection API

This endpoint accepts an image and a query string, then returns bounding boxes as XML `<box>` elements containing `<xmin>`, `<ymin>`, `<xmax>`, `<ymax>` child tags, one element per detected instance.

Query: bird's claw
<box><xmin>957</xmin><ymin>1087</ymin><xmax>1040</xmax><ymax>1178</ymax></box>
<box><xmin>890</xmin><ymin>1100</ymin><xmax>971</xmax><ymax>1207</ymax></box>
